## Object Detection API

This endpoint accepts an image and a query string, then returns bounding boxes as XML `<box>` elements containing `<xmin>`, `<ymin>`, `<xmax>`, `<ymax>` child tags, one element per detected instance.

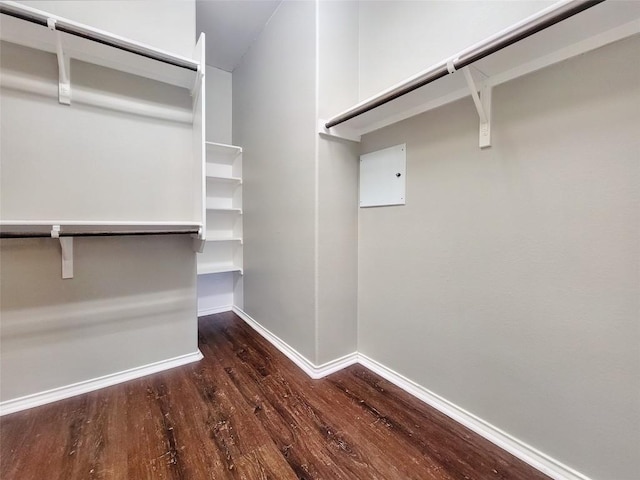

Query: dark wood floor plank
<box><xmin>216</xmin><ymin>316</ymin><xmax>407</xmax><ymax>479</ymax></box>
<box><xmin>201</xmin><ymin>319</ymin><xmax>356</xmax><ymax>480</ymax></box>
<box><xmin>203</xmin><ymin>315</ymin><xmax>469</xmax><ymax>480</ymax></box>
<box><xmin>329</xmin><ymin>366</ymin><xmax>522</xmax><ymax>480</ymax></box>
<box><xmin>0</xmin><ymin>312</ymin><xmax>551</xmax><ymax>480</ymax></box>
<box><xmin>150</xmin><ymin>367</ymin><xmax>232</xmax><ymax>480</ymax></box>
<box><xmin>124</xmin><ymin>376</ymin><xmax>181</xmax><ymax>480</ymax></box>
<box><xmin>235</xmin><ymin>445</ymin><xmax>300</xmax><ymax>480</ymax></box>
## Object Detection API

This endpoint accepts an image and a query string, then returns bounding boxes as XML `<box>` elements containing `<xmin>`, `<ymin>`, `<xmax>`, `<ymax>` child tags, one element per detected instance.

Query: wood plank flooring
<box><xmin>0</xmin><ymin>312</ymin><xmax>550</xmax><ymax>480</ymax></box>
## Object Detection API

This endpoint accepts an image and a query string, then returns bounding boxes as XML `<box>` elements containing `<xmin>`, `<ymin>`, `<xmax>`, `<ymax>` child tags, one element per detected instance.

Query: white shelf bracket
<box><xmin>318</xmin><ymin>119</ymin><xmax>361</xmax><ymax>143</ymax></box>
<box><xmin>51</xmin><ymin>225</ymin><xmax>74</xmax><ymax>279</ymax></box>
<box><xmin>461</xmin><ymin>66</ymin><xmax>492</xmax><ymax>149</ymax></box>
<box><xmin>47</xmin><ymin>18</ymin><xmax>71</xmax><ymax>105</ymax></box>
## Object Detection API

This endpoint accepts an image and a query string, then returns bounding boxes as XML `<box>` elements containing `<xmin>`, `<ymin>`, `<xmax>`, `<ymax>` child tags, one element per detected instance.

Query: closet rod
<box><xmin>0</xmin><ymin>229</ymin><xmax>200</xmax><ymax>239</ymax></box>
<box><xmin>0</xmin><ymin>3</ymin><xmax>198</xmax><ymax>71</ymax></box>
<box><xmin>325</xmin><ymin>0</ymin><xmax>605</xmax><ymax>129</ymax></box>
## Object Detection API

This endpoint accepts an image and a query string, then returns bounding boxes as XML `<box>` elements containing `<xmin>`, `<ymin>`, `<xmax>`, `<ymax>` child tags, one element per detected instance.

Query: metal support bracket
<box><xmin>47</xmin><ymin>18</ymin><xmax>71</xmax><ymax>105</ymax></box>
<box><xmin>461</xmin><ymin>66</ymin><xmax>492</xmax><ymax>148</ymax></box>
<box><xmin>51</xmin><ymin>225</ymin><xmax>74</xmax><ymax>279</ymax></box>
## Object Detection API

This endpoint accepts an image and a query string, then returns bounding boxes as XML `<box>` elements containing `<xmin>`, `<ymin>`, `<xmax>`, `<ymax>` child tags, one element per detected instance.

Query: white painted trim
<box><xmin>357</xmin><ymin>354</ymin><xmax>591</xmax><ymax>480</ymax></box>
<box><xmin>198</xmin><ymin>305</ymin><xmax>233</xmax><ymax>317</ymax></box>
<box><xmin>314</xmin><ymin>351</ymin><xmax>360</xmax><ymax>379</ymax></box>
<box><xmin>0</xmin><ymin>350</ymin><xmax>203</xmax><ymax>416</ymax></box>
<box><xmin>232</xmin><ymin>306</ymin><xmax>358</xmax><ymax>379</ymax></box>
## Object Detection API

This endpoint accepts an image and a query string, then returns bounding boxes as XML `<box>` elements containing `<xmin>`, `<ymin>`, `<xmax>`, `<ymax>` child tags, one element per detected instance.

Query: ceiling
<box><xmin>196</xmin><ymin>0</ymin><xmax>281</xmax><ymax>72</ymax></box>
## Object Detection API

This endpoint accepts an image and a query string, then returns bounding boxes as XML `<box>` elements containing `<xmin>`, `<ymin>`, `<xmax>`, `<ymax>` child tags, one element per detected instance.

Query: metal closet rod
<box><xmin>0</xmin><ymin>4</ymin><xmax>198</xmax><ymax>71</ymax></box>
<box><xmin>0</xmin><ymin>229</ymin><xmax>200</xmax><ymax>239</ymax></box>
<box><xmin>325</xmin><ymin>0</ymin><xmax>606</xmax><ymax>129</ymax></box>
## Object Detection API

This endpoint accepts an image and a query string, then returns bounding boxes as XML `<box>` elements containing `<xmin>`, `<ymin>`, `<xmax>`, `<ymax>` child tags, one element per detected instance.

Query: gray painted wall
<box><xmin>358</xmin><ymin>36</ymin><xmax>640</xmax><ymax>480</ymax></box>
<box><xmin>1</xmin><ymin>1</ymin><xmax>199</xmax><ymax>403</ymax></box>
<box><xmin>205</xmin><ymin>65</ymin><xmax>232</xmax><ymax>145</ymax></box>
<box><xmin>18</xmin><ymin>0</ymin><xmax>196</xmax><ymax>58</ymax></box>
<box><xmin>233</xmin><ymin>0</ymin><xmax>359</xmax><ymax>365</ymax></box>
<box><xmin>358</xmin><ymin>0</ymin><xmax>552</xmax><ymax>99</ymax></box>
<box><xmin>316</xmin><ymin>1</ymin><xmax>359</xmax><ymax>364</ymax></box>
<box><xmin>1</xmin><ymin>236</ymin><xmax>197</xmax><ymax>401</ymax></box>
<box><xmin>233</xmin><ymin>0</ymin><xmax>318</xmax><ymax>361</ymax></box>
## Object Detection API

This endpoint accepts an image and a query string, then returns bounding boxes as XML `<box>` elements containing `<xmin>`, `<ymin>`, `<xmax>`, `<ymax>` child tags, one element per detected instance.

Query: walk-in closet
<box><xmin>1</xmin><ymin>1</ymin><xmax>638</xmax><ymax>479</ymax></box>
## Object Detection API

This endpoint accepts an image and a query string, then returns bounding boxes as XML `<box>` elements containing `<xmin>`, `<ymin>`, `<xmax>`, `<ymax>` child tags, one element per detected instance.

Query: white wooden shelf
<box><xmin>197</xmin><ymin>263</ymin><xmax>243</xmax><ymax>275</ymax></box>
<box><xmin>321</xmin><ymin>0</ymin><xmax>640</xmax><ymax>142</ymax></box>
<box><xmin>205</xmin><ymin>141</ymin><xmax>243</xmax><ymax>156</ymax></box>
<box><xmin>206</xmin><ymin>175</ymin><xmax>242</xmax><ymax>184</ymax></box>
<box><xmin>205</xmin><ymin>205</ymin><xmax>242</xmax><ymax>214</ymax></box>
<box><xmin>205</xmin><ymin>237</ymin><xmax>243</xmax><ymax>243</ymax></box>
<box><xmin>0</xmin><ymin>1</ymin><xmax>200</xmax><ymax>90</ymax></box>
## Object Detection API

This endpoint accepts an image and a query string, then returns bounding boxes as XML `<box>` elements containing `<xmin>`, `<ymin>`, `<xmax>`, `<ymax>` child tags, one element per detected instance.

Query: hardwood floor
<box><xmin>1</xmin><ymin>312</ymin><xmax>550</xmax><ymax>480</ymax></box>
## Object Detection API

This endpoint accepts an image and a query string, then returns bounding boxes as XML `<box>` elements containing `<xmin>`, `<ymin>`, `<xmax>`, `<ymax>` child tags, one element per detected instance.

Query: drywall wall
<box><xmin>0</xmin><ymin>43</ymin><xmax>195</xmax><ymax>222</ymax></box>
<box><xmin>233</xmin><ymin>0</ymin><xmax>318</xmax><ymax>360</ymax></box>
<box><xmin>0</xmin><ymin>1</ymin><xmax>199</xmax><ymax>405</ymax></box>
<box><xmin>17</xmin><ymin>0</ymin><xmax>196</xmax><ymax>58</ymax></box>
<box><xmin>358</xmin><ymin>36</ymin><xmax>640</xmax><ymax>480</ymax></box>
<box><xmin>205</xmin><ymin>65</ymin><xmax>232</xmax><ymax>145</ymax></box>
<box><xmin>358</xmin><ymin>0</ymin><xmax>552</xmax><ymax>99</ymax></box>
<box><xmin>197</xmin><ymin>272</ymin><xmax>234</xmax><ymax>316</ymax></box>
<box><xmin>0</xmin><ymin>236</ymin><xmax>197</xmax><ymax>401</ymax></box>
<box><xmin>316</xmin><ymin>0</ymin><xmax>359</xmax><ymax>364</ymax></box>
<box><xmin>234</xmin><ymin>0</ymin><xmax>359</xmax><ymax>365</ymax></box>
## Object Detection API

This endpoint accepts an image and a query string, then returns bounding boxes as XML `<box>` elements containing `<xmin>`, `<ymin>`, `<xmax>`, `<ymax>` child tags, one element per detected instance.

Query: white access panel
<box><xmin>359</xmin><ymin>143</ymin><xmax>406</xmax><ymax>207</ymax></box>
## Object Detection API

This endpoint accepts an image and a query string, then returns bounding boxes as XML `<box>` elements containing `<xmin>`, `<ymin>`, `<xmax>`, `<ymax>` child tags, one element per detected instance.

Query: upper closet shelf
<box><xmin>0</xmin><ymin>1</ymin><xmax>200</xmax><ymax>90</ymax></box>
<box><xmin>320</xmin><ymin>0</ymin><xmax>640</xmax><ymax>143</ymax></box>
<box><xmin>0</xmin><ymin>221</ymin><xmax>202</xmax><ymax>238</ymax></box>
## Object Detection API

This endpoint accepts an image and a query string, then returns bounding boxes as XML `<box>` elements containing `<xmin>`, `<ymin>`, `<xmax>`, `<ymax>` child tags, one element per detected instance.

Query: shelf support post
<box><xmin>47</xmin><ymin>18</ymin><xmax>71</xmax><ymax>105</ymax></box>
<box><xmin>461</xmin><ymin>66</ymin><xmax>492</xmax><ymax>149</ymax></box>
<box><xmin>51</xmin><ymin>225</ymin><xmax>74</xmax><ymax>279</ymax></box>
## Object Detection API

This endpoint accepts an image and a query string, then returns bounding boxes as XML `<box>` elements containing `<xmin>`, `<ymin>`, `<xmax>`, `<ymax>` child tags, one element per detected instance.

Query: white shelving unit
<box><xmin>197</xmin><ymin>142</ymin><xmax>243</xmax><ymax>276</ymax></box>
<box><xmin>0</xmin><ymin>1</ymin><xmax>206</xmax><ymax>277</ymax></box>
<box><xmin>320</xmin><ymin>0</ymin><xmax>640</xmax><ymax>143</ymax></box>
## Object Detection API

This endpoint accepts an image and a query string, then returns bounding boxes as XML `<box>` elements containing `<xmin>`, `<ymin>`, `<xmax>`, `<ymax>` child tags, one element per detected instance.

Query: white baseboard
<box><xmin>357</xmin><ymin>354</ymin><xmax>591</xmax><ymax>480</ymax></box>
<box><xmin>232</xmin><ymin>306</ymin><xmax>358</xmax><ymax>379</ymax></box>
<box><xmin>0</xmin><ymin>350</ymin><xmax>203</xmax><ymax>416</ymax></box>
<box><xmin>230</xmin><ymin>307</ymin><xmax>590</xmax><ymax>480</ymax></box>
<box><xmin>198</xmin><ymin>305</ymin><xmax>233</xmax><ymax>317</ymax></box>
